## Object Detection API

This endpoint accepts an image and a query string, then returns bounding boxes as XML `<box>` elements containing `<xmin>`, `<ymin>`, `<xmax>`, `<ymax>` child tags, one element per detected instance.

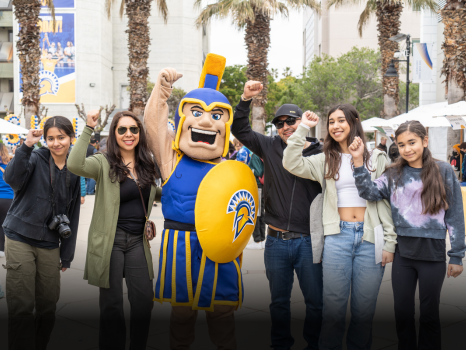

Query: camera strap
<box><xmin>49</xmin><ymin>154</ymin><xmax>71</xmax><ymax>217</ymax></box>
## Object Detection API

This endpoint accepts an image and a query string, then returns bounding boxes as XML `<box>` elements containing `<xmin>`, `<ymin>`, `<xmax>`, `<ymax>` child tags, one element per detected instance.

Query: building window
<box><xmin>9</xmin><ymin>79</ymin><xmax>13</xmax><ymax>93</ymax></box>
<box><xmin>0</xmin><ymin>0</ymin><xmax>12</xmax><ymax>10</ymax></box>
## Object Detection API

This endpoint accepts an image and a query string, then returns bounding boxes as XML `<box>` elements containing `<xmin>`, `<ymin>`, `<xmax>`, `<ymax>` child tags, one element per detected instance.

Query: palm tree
<box><xmin>195</xmin><ymin>0</ymin><xmax>320</xmax><ymax>134</ymax></box>
<box><xmin>440</xmin><ymin>0</ymin><xmax>466</xmax><ymax>153</ymax></box>
<box><xmin>441</xmin><ymin>0</ymin><xmax>466</xmax><ymax>104</ymax></box>
<box><xmin>327</xmin><ymin>0</ymin><xmax>437</xmax><ymax>119</ymax></box>
<box><xmin>105</xmin><ymin>0</ymin><xmax>168</xmax><ymax>121</ymax></box>
<box><xmin>13</xmin><ymin>0</ymin><xmax>55</xmax><ymax>128</ymax></box>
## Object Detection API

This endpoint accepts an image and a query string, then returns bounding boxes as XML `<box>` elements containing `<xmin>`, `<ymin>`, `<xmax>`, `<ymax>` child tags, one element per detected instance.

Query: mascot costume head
<box><xmin>174</xmin><ymin>54</ymin><xmax>233</xmax><ymax>160</ymax></box>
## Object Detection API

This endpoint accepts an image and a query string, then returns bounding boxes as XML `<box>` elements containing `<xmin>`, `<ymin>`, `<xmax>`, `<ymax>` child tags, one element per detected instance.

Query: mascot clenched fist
<box><xmin>144</xmin><ymin>54</ymin><xmax>258</xmax><ymax>349</ymax></box>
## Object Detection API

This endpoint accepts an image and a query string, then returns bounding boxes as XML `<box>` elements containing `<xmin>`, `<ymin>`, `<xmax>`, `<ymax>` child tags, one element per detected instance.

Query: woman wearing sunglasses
<box><xmin>68</xmin><ymin>110</ymin><xmax>161</xmax><ymax>350</ymax></box>
<box><xmin>283</xmin><ymin>105</ymin><xmax>396</xmax><ymax>350</ymax></box>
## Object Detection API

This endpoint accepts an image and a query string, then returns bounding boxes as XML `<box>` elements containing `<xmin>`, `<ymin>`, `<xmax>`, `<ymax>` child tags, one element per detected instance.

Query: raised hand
<box><xmin>243</xmin><ymin>81</ymin><xmax>263</xmax><ymax>99</ymax></box>
<box><xmin>302</xmin><ymin>111</ymin><xmax>319</xmax><ymax>128</ymax></box>
<box><xmin>25</xmin><ymin>129</ymin><xmax>43</xmax><ymax>148</ymax></box>
<box><xmin>87</xmin><ymin>110</ymin><xmax>100</xmax><ymax>129</ymax></box>
<box><xmin>160</xmin><ymin>68</ymin><xmax>183</xmax><ymax>88</ymax></box>
<box><xmin>348</xmin><ymin>136</ymin><xmax>365</xmax><ymax>167</ymax></box>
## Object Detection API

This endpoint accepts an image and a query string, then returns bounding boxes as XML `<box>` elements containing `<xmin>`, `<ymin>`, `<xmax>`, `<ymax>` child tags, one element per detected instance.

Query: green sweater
<box><xmin>68</xmin><ymin>127</ymin><xmax>157</xmax><ymax>288</ymax></box>
<box><xmin>283</xmin><ymin>125</ymin><xmax>397</xmax><ymax>253</ymax></box>
<box><xmin>249</xmin><ymin>154</ymin><xmax>264</xmax><ymax>186</ymax></box>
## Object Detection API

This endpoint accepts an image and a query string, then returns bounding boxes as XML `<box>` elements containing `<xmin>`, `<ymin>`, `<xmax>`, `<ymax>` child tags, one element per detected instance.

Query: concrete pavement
<box><xmin>1</xmin><ymin>195</ymin><xmax>465</xmax><ymax>349</ymax></box>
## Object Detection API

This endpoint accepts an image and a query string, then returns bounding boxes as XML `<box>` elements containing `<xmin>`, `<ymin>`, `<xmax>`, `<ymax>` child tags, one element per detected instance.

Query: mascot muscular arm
<box><xmin>144</xmin><ymin>68</ymin><xmax>183</xmax><ymax>180</ymax></box>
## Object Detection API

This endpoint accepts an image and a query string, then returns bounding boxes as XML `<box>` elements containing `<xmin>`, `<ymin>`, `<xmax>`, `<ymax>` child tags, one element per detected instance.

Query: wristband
<box><xmin>241</xmin><ymin>94</ymin><xmax>252</xmax><ymax>102</ymax></box>
<box><xmin>300</xmin><ymin>123</ymin><xmax>311</xmax><ymax>130</ymax></box>
<box><xmin>86</xmin><ymin>125</ymin><xmax>95</xmax><ymax>130</ymax></box>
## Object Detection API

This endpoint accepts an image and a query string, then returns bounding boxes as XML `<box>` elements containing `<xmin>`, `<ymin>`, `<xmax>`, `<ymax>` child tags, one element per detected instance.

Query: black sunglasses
<box><xmin>117</xmin><ymin>126</ymin><xmax>140</xmax><ymax>135</ymax></box>
<box><xmin>273</xmin><ymin>117</ymin><xmax>301</xmax><ymax>130</ymax></box>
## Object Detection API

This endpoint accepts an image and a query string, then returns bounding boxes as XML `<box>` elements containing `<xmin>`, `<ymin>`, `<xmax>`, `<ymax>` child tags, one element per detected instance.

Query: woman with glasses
<box><xmin>68</xmin><ymin>110</ymin><xmax>161</xmax><ymax>350</ymax></box>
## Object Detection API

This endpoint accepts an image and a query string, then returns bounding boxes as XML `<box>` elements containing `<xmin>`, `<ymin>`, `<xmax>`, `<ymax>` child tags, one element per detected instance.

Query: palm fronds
<box><xmin>357</xmin><ymin>0</ymin><xmax>377</xmax><ymax>37</ymax></box>
<box><xmin>105</xmin><ymin>0</ymin><xmax>168</xmax><ymax>21</ymax></box>
<box><xmin>195</xmin><ymin>0</ymin><xmax>321</xmax><ymax>28</ymax></box>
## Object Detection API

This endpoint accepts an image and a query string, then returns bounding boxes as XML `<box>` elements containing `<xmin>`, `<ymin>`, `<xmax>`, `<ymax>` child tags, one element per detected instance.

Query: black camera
<box><xmin>48</xmin><ymin>214</ymin><xmax>72</xmax><ymax>239</ymax></box>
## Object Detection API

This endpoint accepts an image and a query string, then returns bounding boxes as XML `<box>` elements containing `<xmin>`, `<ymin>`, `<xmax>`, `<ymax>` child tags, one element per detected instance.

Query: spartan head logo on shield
<box><xmin>227</xmin><ymin>190</ymin><xmax>256</xmax><ymax>243</ymax></box>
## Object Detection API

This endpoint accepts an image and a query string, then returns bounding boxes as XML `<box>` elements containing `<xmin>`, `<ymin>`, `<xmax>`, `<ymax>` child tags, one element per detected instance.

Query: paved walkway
<box><xmin>1</xmin><ymin>196</ymin><xmax>465</xmax><ymax>349</ymax></box>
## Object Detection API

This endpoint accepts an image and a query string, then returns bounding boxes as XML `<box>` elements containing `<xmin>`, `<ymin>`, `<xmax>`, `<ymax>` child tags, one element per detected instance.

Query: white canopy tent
<box><xmin>0</xmin><ymin>118</ymin><xmax>29</xmax><ymax>134</ymax></box>
<box><xmin>366</xmin><ymin>101</ymin><xmax>466</xmax><ymax>162</ymax></box>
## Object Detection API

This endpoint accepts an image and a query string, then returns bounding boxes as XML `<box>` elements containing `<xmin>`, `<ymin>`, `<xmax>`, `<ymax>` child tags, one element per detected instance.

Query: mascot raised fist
<box><xmin>144</xmin><ymin>54</ymin><xmax>258</xmax><ymax>348</ymax></box>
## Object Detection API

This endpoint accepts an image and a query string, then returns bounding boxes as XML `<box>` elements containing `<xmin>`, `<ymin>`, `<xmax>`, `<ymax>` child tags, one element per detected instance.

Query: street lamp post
<box><xmin>384</xmin><ymin>34</ymin><xmax>411</xmax><ymax>114</ymax></box>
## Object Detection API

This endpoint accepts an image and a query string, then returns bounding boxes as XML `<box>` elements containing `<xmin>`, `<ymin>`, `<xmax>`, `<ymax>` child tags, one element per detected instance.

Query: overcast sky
<box><xmin>209</xmin><ymin>9</ymin><xmax>304</xmax><ymax>78</ymax></box>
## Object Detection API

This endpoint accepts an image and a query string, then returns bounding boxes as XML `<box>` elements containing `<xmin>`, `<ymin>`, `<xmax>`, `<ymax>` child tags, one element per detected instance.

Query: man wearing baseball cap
<box><xmin>231</xmin><ymin>81</ymin><xmax>323</xmax><ymax>349</ymax></box>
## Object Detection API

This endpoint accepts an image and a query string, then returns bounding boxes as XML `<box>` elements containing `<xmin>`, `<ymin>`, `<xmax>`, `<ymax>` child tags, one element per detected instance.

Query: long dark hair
<box><xmin>0</xmin><ymin>142</ymin><xmax>10</xmax><ymax>164</ymax></box>
<box><xmin>389</xmin><ymin>120</ymin><xmax>448</xmax><ymax>215</ymax></box>
<box><xmin>106</xmin><ymin>111</ymin><xmax>160</xmax><ymax>188</ymax></box>
<box><xmin>324</xmin><ymin>104</ymin><xmax>371</xmax><ymax>180</ymax></box>
<box><xmin>43</xmin><ymin>116</ymin><xmax>75</xmax><ymax>140</ymax></box>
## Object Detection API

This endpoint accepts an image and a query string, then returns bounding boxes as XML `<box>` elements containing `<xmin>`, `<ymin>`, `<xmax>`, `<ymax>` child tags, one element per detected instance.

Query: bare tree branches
<box><xmin>75</xmin><ymin>103</ymin><xmax>116</xmax><ymax>133</ymax></box>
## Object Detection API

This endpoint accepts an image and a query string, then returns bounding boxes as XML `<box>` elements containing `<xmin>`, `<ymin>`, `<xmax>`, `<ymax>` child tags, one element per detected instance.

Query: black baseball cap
<box><xmin>272</xmin><ymin>104</ymin><xmax>303</xmax><ymax>124</ymax></box>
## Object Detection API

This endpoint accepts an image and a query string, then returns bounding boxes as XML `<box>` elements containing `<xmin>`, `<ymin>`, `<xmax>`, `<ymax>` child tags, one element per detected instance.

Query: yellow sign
<box><xmin>195</xmin><ymin>161</ymin><xmax>259</xmax><ymax>263</ymax></box>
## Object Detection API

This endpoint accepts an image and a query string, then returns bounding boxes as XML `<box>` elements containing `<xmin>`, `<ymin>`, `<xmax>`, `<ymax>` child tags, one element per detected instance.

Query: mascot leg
<box><xmin>206</xmin><ymin>305</ymin><xmax>237</xmax><ymax>349</ymax></box>
<box><xmin>169</xmin><ymin>306</ymin><xmax>198</xmax><ymax>349</ymax></box>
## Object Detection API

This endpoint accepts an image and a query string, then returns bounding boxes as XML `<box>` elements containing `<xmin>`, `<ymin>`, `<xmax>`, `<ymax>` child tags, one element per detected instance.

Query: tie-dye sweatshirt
<box><xmin>353</xmin><ymin>161</ymin><xmax>465</xmax><ymax>265</ymax></box>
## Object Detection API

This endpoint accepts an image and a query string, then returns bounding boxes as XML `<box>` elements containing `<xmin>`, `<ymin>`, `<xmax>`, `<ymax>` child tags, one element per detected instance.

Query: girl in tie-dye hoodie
<box><xmin>349</xmin><ymin>120</ymin><xmax>466</xmax><ymax>350</ymax></box>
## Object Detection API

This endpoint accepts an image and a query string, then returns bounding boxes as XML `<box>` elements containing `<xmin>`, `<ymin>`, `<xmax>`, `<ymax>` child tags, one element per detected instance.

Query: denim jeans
<box><xmin>86</xmin><ymin>177</ymin><xmax>96</xmax><ymax>195</ymax></box>
<box><xmin>319</xmin><ymin>221</ymin><xmax>385</xmax><ymax>350</ymax></box>
<box><xmin>264</xmin><ymin>233</ymin><xmax>323</xmax><ymax>350</ymax></box>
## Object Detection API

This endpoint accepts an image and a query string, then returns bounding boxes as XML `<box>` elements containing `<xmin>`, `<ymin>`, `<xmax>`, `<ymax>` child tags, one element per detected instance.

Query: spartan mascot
<box><xmin>145</xmin><ymin>54</ymin><xmax>258</xmax><ymax>349</ymax></box>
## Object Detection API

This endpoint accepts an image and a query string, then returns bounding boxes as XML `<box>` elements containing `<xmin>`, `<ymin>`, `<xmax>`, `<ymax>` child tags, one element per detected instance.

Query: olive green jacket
<box><xmin>283</xmin><ymin>124</ymin><xmax>397</xmax><ymax>253</ymax></box>
<box><xmin>68</xmin><ymin>126</ymin><xmax>157</xmax><ymax>288</ymax></box>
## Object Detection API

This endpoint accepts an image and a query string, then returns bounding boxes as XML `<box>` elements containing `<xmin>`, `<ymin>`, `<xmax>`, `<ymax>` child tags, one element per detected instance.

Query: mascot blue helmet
<box><xmin>173</xmin><ymin>54</ymin><xmax>233</xmax><ymax>158</ymax></box>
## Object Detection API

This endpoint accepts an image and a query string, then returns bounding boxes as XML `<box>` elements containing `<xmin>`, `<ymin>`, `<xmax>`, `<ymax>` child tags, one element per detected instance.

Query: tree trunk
<box><xmin>125</xmin><ymin>0</ymin><xmax>151</xmax><ymax>123</ymax></box>
<box><xmin>13</xmin><ymin>0</ymin><xmax>42</xmax><ymax>128</ymax></box>
<box><xmin>441</xmin><ymin>1</ymin><xmax>466</xmax><ymax>156</ymax></box>
<box><xmin>376</xmin><ymin>1</ymin><xmax>403</xmax><ymax>119</ymax></box>
<box><xmin>245</xmin><ymin>9</ymin><xmax>270</xmax><ymax>135</ymax></box>
<box><xmin>441</xmin><ymin>2</ymin><xmax>466</xmax><ymax>104</ymax></box>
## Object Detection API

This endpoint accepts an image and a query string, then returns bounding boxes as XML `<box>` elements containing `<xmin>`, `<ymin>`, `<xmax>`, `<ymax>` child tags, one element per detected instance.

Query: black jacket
<box><xmin>231</xmin><ymin>99</ymin><xmax>322</xmax><ymax>234</ymax></box>
<box><xmin>2</xmin><ymin>143</ymin><xmax>81</xmax><ymax>268</ymax></box>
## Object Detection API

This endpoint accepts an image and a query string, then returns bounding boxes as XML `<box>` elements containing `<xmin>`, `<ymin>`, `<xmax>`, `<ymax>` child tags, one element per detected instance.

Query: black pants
<box><xmin>99</xmin><ymin>228</ymin><xmax>154</xmax><ymax>350</ymax></box>
<box><xmin>392</xmin><ymin>251</ymin><xmax>446</xmax><ymax>350</ymax></box>
<box><xmin>252</xmin><ymin>186</ymin><xmax>265</xmax><ymax>243</ymax></box>
<box><xmin>0</xmin><ymin>198</ymin><xmax>13</xmax><ymax>251</ymax></box>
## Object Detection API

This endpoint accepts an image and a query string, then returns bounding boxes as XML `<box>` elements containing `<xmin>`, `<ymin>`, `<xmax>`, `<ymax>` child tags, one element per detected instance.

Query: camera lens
<box><xmin>58</xmin><ymin>223</ymin><xmax>72</xmax><ymax>239</ymax></box>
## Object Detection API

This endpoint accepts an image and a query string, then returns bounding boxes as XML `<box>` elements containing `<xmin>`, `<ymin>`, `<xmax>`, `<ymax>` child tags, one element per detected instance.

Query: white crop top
<box><xmin>335</xmin><ymin>153</ymin><xmax>367</xmax><ymax>208</ymax></box>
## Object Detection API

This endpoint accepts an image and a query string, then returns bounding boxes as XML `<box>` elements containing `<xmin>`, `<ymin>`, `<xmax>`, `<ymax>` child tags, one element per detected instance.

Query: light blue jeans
<box><xmin>319</xmin><ymin>221</ymin><xmax>385</xmax><ymax>350</ymax></box>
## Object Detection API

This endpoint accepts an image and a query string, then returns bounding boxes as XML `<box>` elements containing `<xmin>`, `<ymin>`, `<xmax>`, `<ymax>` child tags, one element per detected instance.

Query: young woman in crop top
<box><xmin>283</xmin><ymin>104</ymin><xmax>397</xmax><ymax>350</ymax></box>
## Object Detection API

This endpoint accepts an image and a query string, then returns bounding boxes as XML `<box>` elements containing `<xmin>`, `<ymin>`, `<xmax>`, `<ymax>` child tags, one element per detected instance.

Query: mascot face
<box><xmin>173</xmin><ymin>54</ymin><xmax>233</xmax><ymax>160</ymax></box>
<box><xmin>178</xmin><ymin>102</ymin><xmax>230</xmax><ymax>160</ymax></box>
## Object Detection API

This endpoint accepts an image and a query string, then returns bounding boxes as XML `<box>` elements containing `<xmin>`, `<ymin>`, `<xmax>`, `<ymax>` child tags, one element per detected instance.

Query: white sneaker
<box><xmin>0</xmin><ymin>251</ymin><xmax>4</xmax><ymax>258</ymax></box>
<box><xmin>261</xmin><ymin>241</ymin><xmax>265</xmax><ymax>249</ymax></box>
<box><xmin>245</xmin><ymin>241</ymin><xmax>262</xmax><ymax>250</ymax></box>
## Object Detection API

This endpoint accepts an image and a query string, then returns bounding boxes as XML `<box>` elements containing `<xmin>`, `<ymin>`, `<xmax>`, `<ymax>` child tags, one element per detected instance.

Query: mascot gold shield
<box><xmin>196</xmin><ymin>161</ymin><xmax>259</xmax><ymax>264</ymax></box>
<box><xmin>145</xmin><ymin>53</ymin><xmax>258</xmax><ymax>313</ymax></box>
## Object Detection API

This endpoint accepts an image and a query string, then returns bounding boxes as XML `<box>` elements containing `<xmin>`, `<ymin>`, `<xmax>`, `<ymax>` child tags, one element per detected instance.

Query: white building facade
<box><xmin>303</xmin><ymin>1</ymin><xmax>421</xmax><ymax>67</ymax></box>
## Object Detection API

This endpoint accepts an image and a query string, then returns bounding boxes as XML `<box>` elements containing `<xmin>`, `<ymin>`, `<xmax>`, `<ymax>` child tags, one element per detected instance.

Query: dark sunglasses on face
<box><xmin>273</xmin><ymin>117</ymin><xmax>301</xmax><ymax>130</ymax></box>
<box><xmin>117</xmin><ymin>126</ymin><xmax>140</xmax><ymax>135</ymax></box>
